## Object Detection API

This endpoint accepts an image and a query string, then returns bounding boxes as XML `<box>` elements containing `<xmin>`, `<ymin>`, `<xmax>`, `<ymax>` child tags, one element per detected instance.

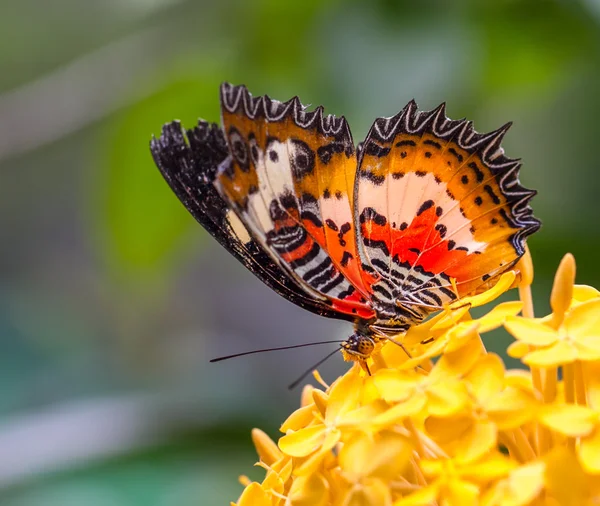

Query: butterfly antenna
<box><xmin>288</xmin><ymin>346</ymin><xmax>343</xmax><ymax>390</ymax></box>
<box><xmin>210</xmin><ymin>340</ymin><xmax>344</xmax><ymax>362</ymax></box>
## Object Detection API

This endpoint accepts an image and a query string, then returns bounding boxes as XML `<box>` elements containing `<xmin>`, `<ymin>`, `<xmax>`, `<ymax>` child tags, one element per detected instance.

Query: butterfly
<box><xmin>150</xmin><ymin>83</ymin><xmax>540</xmax><ymax>374</ymax></box>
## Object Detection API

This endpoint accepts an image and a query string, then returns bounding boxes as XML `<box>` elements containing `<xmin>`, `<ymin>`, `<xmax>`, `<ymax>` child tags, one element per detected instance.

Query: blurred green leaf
<box><xmin>93</xmin><ymin>73</ymin><xmax>223</xmax><ymax>282</ymax></box>
<box><xmin>475</xmin><ymin>0</ymin><xmax>596</xmax><ymax>98</ymax></box>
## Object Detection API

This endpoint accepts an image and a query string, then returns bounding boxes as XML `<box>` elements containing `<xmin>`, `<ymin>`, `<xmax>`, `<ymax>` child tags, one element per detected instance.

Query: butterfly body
<box><xmin>151</xmin><ymin>83</ymin><xmax>540</xmax><ymax>364</ymax></box>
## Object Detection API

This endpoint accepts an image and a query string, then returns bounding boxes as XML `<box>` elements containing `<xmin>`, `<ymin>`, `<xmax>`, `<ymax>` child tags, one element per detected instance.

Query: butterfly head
<box><xmin>341</xmin><ymin>332</ymin><xmax>376</xmax><ymax>362</ymax></box>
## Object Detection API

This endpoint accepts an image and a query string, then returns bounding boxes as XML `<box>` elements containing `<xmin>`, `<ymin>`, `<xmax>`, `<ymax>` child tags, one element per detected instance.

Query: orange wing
<box><xmin>355</xmin><ymin>100</ymin><xmax>540</xmax><ymax>325</ymax></box>
<box><xmin>215</xmin><ymin>83</ymin><xmax>375</xmax><ymax>319</ymax></box>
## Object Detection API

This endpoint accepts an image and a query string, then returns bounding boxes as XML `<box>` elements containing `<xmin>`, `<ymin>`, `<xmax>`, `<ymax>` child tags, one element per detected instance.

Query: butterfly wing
<box><xmin>150</xmin><ymin>119</ymin><xmax>354</xmax><ymax>320</ymax></box>
<box><xmin>215</xmin><ymin>83</ymin><xmax>375</xmax><ymax>320</ymax></box>
<box><xmin>355</xmin><ymin>100</ymin><xmax>540</xmax><ymax>323</ymax></box>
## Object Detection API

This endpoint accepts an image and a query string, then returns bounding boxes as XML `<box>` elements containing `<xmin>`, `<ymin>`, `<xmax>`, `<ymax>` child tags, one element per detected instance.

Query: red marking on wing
<box><xmin>333</xmin><ymin>299</ymin><xmax>376</xmax><ymax>319</ymax></box>
<box><xmin>362</xmin><ymin>206</ymin><xmax>471</xmax><ymax>279</ymax></box>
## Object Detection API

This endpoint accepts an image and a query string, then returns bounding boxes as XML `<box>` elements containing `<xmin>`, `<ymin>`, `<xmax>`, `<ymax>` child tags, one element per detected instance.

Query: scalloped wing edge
<box><xmin>359</xmin><ymin>99</ymin><xmax>541</xmax><ymax>256</ymax></box>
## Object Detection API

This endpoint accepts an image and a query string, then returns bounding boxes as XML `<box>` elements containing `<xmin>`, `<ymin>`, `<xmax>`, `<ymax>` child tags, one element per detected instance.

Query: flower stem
<box><xmin>513</xmin><ymin>427</ymin><xmax>537</xmax><ymax>462</ymax></box>
<box><xmin>563</xmin><ymin>362</ymin><xmax>575</xmax><ymax>404</ymax></box>
<box><xmin>574</xmin><ymin>360</ymin><xmax>587</xmax><ymax>405</ymax></box>
<box><xmin>498</xmin><ymin>432</ymin><xmax>523</xmax><ymax>462</ymax></box>
<box><xmin>518</xmin><ymin>282</ymin><xmax>543</xmax><ymax>395</ymax></box>
<box><xmin>518</xmin><ymin>282</ymin><xmax>535</xmax><ymax>319</ymax></box>
<box><xmin>543</xmin><ymin>367</ymin><xmax>558</xmax><ymax>404</ymax></box>
<box><xmin>405</xmin><ymin>418</ymin><xmax>427</xmax><ymax>458</ymax></box>
<box><xmin>410</xmin><ymin>457</ymin><xmax>428</xmax><ymax>486</ymax></box>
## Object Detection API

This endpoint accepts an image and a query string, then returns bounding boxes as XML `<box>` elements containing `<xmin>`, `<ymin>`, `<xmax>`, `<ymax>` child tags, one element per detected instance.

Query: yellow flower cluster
<box><xmin>233</xmin><ymin>251</ymin><xmax>600</xmax><ymax>506</ymax></box>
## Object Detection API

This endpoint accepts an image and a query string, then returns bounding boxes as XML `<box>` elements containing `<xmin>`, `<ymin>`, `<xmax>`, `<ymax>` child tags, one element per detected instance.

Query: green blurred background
<box><xmin>2</xmin><ymin>0</ymin><xmax>600</xmax><ymax>504</ymax></box>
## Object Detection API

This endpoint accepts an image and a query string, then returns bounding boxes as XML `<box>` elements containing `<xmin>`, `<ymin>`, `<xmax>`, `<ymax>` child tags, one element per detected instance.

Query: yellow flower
<box><xmin>394</xmin><ymin>452</ymin><xmax>517</xmax><ymax>506</ymax></box>
<box><xmin>505</xmin><ymin>255</ymin><xmax>600</xmax><ymax>366</ymax></box>
<box><xmin>425</xmin><ymin>353</ymin><xmax>536</xmax><ymax>463</ymax></box>
<box><xmin>233</xmin><ymin>252</ymin><xmax>600</xmax><ymax>506</ymax></box>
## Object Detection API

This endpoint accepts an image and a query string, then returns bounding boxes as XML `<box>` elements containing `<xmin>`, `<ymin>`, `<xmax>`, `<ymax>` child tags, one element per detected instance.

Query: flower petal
<box><xmin>252</xmin><ymin>428</ymin><xmax>282</xmax><ymax>466</ymax></box>
<box><xmin>465</xmin><ymin>353</ymin><xmax>505</xmax><ymax>403</ymax></box>
<box><xmin>337</xmin><ymin>400</ymin><xmax>388</xmax><ymax>428</ymax></box>
<box><xmin>372</xmin><ymin>395</ymin><xmax>427</xmax><ymax>426</ymax></box>
<box><xmin>281</xmin><ymin>404</ymin><xmax>317</xmax><ymax>432</ymax></box>
<box><xmin>373</xmin><ymin>369</ymin><xmax>418</xmax><ymax>403</ymax></box>
<box><xmin>579</xmin><ymin>427</ymin><xmax>600</xmax><ymax>474</ymax></box>
<box><xmin>430</xmin><ymin>305</ymin><xmax>472</xmax><ymax>332</ymax></box>
<box><xmin>341</xmin><ymin>477</ymin><xmax>391</xmax><ymax>506</ymax></box>
<box><xmin>287</xmin><ymin>472</ymin><xmax>329</xmax><ymax>506</ymax></box>
<box><xmin>393</xmin><ymin>482</ymin><xmax>440</xmax><ymax>506</ymax></box>
<box><xmin>339</xmin><ymin>431</ymin><xmax>413</xmax><ymax>481</ymax></box>
<box><xmin>399</xmin><ymin>337</ymin><xmax>449</xmax><ymax>370</ymax></box>
<box><xmin>235</xmin><ymin>482</ymin><xmax>271</xmax><ymax>506</ymax></box>
<box><xmin>486</xmin><ymin>387</ymin><xmax>537</xmax><ymax>430</ymax></box>
<box><xmin>523</xmin><ymin>340</ymin><xmax>578</xmax><ymax>367</ymax></box>
<box><xmin>425</xmin><ymin>415</ymin><xmax>471</xmax><ymax>444</ymax></box>
<box><xmin>481</xmin><ymin>461</ymin><xmax>544</xmax><ymax>506</ymax></box>
<box><xmin>564</xmin><ymin>299</ymin><xmax>600</xmax><ymax>339</ymax></box>
<box><xmin>545</xmin><ymin>445</ymin><xmax>590</xmax><ymax>505</ymax></box>
<box><xmin>504</xmin><ymin>316</ymin><xmax>558</xmax><ymax>346</ymax></box>
<box><xmin>452</xmin><ymin>271</ymin><xmax>516</xmax><ymax>309</ymax></box>
<box><xmin>504</xmin><ymin>370</ymin><xmax>535</xmax><ymax>392</ymax></box>
<box><xmin>573</xmin><ymin>337</ymin><xmax>600</xmax><ymax>361</ymax></box>
<box><xmin>443</xmin><ymin>322</ymin><xmax>481</xmax><ymax>353</ymax></box>
<box><xmin>278</xmin><ymin>426</ymin><xmax>326</xmax><ymax>457</ymax></box>
<box><xmin>426</xmin><ymin>378</ymin><xmax>471</xmax><ymax>417</ymax></box>
<box><xmin>312</xmin><ymin>389</ymin><xmax>328</xmax><ymax>418</ymax></box>
<box><xmin>444</xmin><ymin>479</ymin><xmax>480</xmax><ymax>506</ymax></box>
<box><xmin>326</xmin><ymin>366</ymin><xmax>363</xmax><ymax>422</ymax></box>
<box><xmin>452</xmin><ymin>419</ymin><xmax>498</xmax><ymax>464</ymax></box>
<box><xmin>573</xmin><ymin>284</ymin><xmax>600</xmax><ymax>304</ymax></box>
<box><xmin>538</xmin><ymin>403</ymin><xmax>596</xmax><ymax>437</ymax></box>
<box><xmin>459</xmin><ymin>452</ymin><xmax>518</xmax><ymax>482</ymax></box>
<box><xmin>433</xmin><ymin>335</ymin><xmax>484</xmax><ymax>378</ymax></box>
<box><xmin>477</xmin><ymin>301</ymin><xmax>524</xmax><ymax>333</ymax></box>
<box><xmin>506</xmin><ymin>341</ymin><xmax>530</xmax><ymax>359</ymax></box>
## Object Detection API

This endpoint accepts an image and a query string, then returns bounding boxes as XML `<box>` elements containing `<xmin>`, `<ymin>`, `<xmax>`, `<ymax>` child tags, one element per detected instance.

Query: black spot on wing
<box><xmin>417</xmin><ymin>200</ymin><xmax>434</xmax><ymax>216</ymax></box>
<box><xmin>325</xmin><ymin>219</ymin><xmax>338</xmax><ymax>231</ymax></box>
<box><xmin>448</xmin><ymin>147</ymin><xmax>463</xmax><ymax>162</ymax></box>
<box><xmin>340</xmin><ymin>251</ymin><xmax>353</xmax><ymax>267</ymax></box>
<box><xmin>359</xmin><ymin>169</ymin><xmax>385</xmax><ymax>185</ymax></box>
<box><xmin>396</xmin><ymin>140</ymin><xmax>417</xmax><ymax>148</ymax></box>
<box><xmin>365</xmin><ymin>141</ymin><xmax>391</xmax><ymax>157</ymax></box>
<box><xmin>317</xmin><ymin>142</ymin><xmax>345</xmax><ymax>164</ymax></box>
<box><xmin>360</xmin><ymin>207</ymin><xmax>387</xmax><ymax>226</ymax></box>
<box><xmin>423</xmin><ymin>139</ymin><xmax>442</xmax><ymax>149</ymax></box>
<box><xmin>468</xmin><ymin>162</ymin><xmax>484</xmax><ymax>183</ymax></box>
<box><xmin>484</xmin><ymin>185</ymin><xmax>501</xmax><ymax>205</ymax></box>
